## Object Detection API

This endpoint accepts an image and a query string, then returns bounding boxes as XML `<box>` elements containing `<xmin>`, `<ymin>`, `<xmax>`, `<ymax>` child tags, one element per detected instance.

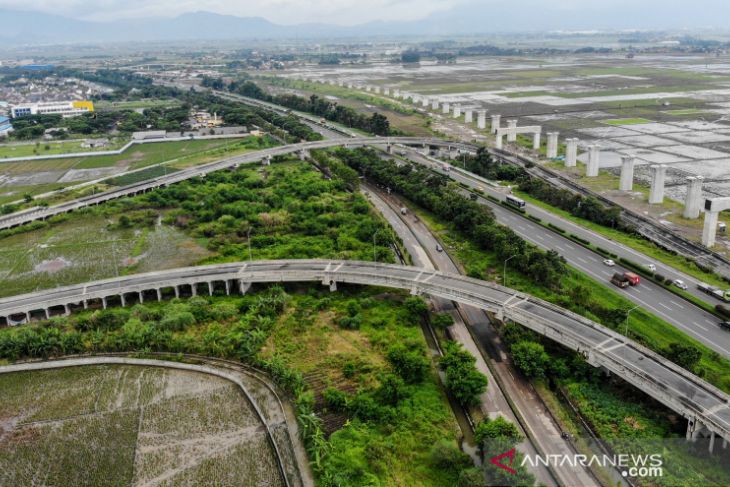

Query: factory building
<box><xmin>10</xmin><ymin>100</ymin><xmax>94</xmax><ymax>118</ymax></box>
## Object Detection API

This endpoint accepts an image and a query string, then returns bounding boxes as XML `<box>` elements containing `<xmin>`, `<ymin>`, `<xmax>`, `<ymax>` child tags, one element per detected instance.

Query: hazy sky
<box><xmin>2</xmin><ymin>0</ymin><xmax>729</xmax><ymax>26</ymax></box>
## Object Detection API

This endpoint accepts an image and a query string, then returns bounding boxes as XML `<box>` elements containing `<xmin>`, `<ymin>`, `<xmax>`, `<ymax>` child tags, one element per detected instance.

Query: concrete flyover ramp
<box><xmin>0</xmin><ymin>137</ymin><xmax>472</xmax><ymax>232</ymax></box>
<box><xmin>0</xmin><ymin>259</ymin><xmax>728</xmax><ymax>447</ymax></box>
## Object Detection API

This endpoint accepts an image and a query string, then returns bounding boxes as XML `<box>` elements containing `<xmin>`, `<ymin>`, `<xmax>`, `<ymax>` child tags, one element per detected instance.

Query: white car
<box><xmin>603</xmin><ymin>259</ymin><xmax>615</xmax><ymax>267</ymax></box>
<box><xmin>645</xmin><ymin>263</ymin><xmax>656</xmax><ymax>272</ymax></box>
<box><xmin>673</xmin><ymin>279</ymin><xmax>688</xmax><ymax>290</ymax></box>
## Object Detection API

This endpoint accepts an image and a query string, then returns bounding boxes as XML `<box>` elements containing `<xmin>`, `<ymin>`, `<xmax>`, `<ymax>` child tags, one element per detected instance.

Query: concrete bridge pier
<box><xmin>465</xmin><ymin>109</ymin><xmax>473</xmax><ymax>124</ymax></box>
<box><xmin>102</xmin><ymin>297</ymin><xmax>108</xmax><ymax>309</ymax></box>
<box><xmin>431</xmin><ymin>98</ymin><xmax>439</xmax><ymax>110</ymax></box>
<box><xmin>156</xmin><ymin>289</ymin><xmax>162</xmax><ymax>301</ymax></box>
<box><xmin>298</xmin><ymin>149</ymin><xmax>310</xmax><ymax>161</ymax></box>
<box><xmin>619</xmin><ymin>155</ymin><xmax>636</xmax><ymax>191</ymax></box>
<box><xmin>224</xmin><ymin>280</ymin><xmax>230</xmax><ymax>295</ymax></box>
<box><xmin>546</xmin><ymin>132</ymin><xmax>559</xmax><ymax>158</ymax></box>
<box><xmin>174</xmin><ymin>286</ymin><xmax>180</xmax><ymax>298</ymax></box>
<box><xmin>586</xmin><ymin>145</ymin><xmax>600</xmax><ymax>177</ymax></box>
<box><xmin>683</xmin><ymin>176</ymin><xmax>704</xmax><ymax>219</ymax></box>
<box><xmin>453</xmin><ymin>104</ymin><xmax>462</xmax><ymax>118</ymax></box>
<box><xmin>138</xmin><ymin>292</ymin><xmax>144</xmax><ymax>304</ymax></box>
<box><xmin>421</xmin><ymin>96</ymin><xmax>429</xmax><ymax>107</ymax></box>
<box><xmin>207</xmin><ymin>282</ymin><xmax>213</xmax><ymax>296</ymax></box>
<box><xmin>495</xmin><ymin>133</ymin><xmax>505</xmax><ymax>150</ymax></box>
<box><xmin>191</xmin><ymin>285</ymin><xmax>197</xmax><ymax>297</ymax></box>
<box><xmin>506</xmin><ymin>120</ymin><xmax>518</xmax><ymax>141</ymax></box>
<box><xmin>239</xmin><ymin>280</ymin><xmax>251</xmax><ymax>295</ymax></box>
<box><xmin>649</xmin><ymin>165</ymin><xmax>667</xmax><ymax>204</ymax></box>
<box><xmin>386</xmin><ymin>144</ymin><xmax>393</xmax><ymax>154</ymax></box>
<box><xmin>477</xmin><ymin>110</ymin><xmax>487</xmax><ymax>130</ymax></box>
<box><xmin>531</xmin><ymin>132</ymin><xmax>541</xmax><ymax>150</ymax></box>
<box><xmin>120</xmin><ymin>294</ymin><xmax>126</xmax><ymax>307</ymax></box>
<box><xmin>393</xmin><ymin>89</ymin><xmax>400</xmax><ymax>98</ymax></box>
<box><xmin>262</xmin><ymin>155</ymin><xmax>271</xmax><ymax>166</ymax></box>
<box><xmin>442</xmin><ymin>102</ymin><xmax>450</xmax><ymax>114</ymax></box>
<box><xmin>374</xmin><ymin>86</ymin><xmax>381</xmax><ymax>94</ymax></box>
<box><xmin>491</xmin><ymin>114</ymin><xmax>501</xmax><ymax>134</ymax></box>
<box><xmin>83</xmin><ymin>300</ymin><xmax>88</xmax><ymax>310</ymax></box>
<box><xmin>565</xmin><ymin>138</ymin><xmax>578</xmax><ymax>167</ymax></box>
<box><xmin>44</xmin><ymin>309</ymin><xmax>50</xmax><ymax>320</ymax></box>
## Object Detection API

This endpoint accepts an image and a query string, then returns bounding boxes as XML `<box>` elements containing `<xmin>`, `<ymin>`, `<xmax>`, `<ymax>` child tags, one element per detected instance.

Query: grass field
<box><xmin>602</xmin><ymin>117</ymin><xmax>654</xmax><ymax>125</ymax></box>
<box><xmin>0</xmin><ymin>365</ymin><xmax>282</xmax><ymax>487</ymax></box>
<box><xmin>0</xmin><ymin>213</ymin><xmax>211</xmax><ymax>297</ymax></box>
<box><xmin>0</xmin><ymin>138</ymin><xmax>129</xmax><ymax>159</ymax></box>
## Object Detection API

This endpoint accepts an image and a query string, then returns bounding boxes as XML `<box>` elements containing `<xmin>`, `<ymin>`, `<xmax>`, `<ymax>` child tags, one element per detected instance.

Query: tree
<box><xmin>404</xmin><ymin>296</ymin><xmax>429</xmax><ymax>318</ymax></box>
<box><xmin>474</xmin><ymin>416</ymin><xmax>523</xmax><ymax>454</ymax></box>
<box><xmin>440</xmin><ymin>342</ymin><xmax>488</xmax><ymax>407</ymax></box>
<box><xmin>401</xmin><ymin>50</ymin><xmax>421</xmax><ymax>63</ymax></box>
<box><xmin>510</xmin><ymin>341</ymin><xmax>549</xmax><ymax>378</ymax></box>
<box><xmin>387</xmin><ymin>344</ymin><xmax>430</xmax><ymax>383</ymax></box>
<box><xmin>664</xmin><ymin>342</ymin><xmax>702</xmax><ymax>372</ymax></box>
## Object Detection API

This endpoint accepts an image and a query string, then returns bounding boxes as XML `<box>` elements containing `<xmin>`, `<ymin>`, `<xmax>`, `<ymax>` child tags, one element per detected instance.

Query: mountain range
<box><xmin>1</xmin><ymin>1</ymin><xmax>729</xmax><ymax>46</ymax></box>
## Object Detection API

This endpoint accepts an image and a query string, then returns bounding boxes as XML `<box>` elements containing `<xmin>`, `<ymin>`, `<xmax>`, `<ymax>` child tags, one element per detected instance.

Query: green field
<box><xmin>0</xmin><ymin>365</ymin><xmax>282</xmax><ymax>487</ymax></box>
<box><xmin>0</xmin><ymin>138</ymin><xmax>129</xmax><ymax>159</ymax></box>
<box><xmin>602</xmin><ymin>117</ymin><xmax>654</xmax><ymax>125</ymax></box>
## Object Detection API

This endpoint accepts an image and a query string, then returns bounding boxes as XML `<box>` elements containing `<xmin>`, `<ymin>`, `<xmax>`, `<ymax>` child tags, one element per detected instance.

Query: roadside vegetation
<box><xmin>324</xmin><ymin>146</ymin><xmax>730</xmax><ymax>486</ymax></box>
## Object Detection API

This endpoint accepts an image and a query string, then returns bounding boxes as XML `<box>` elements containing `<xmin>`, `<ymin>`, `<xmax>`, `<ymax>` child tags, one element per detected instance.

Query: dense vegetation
<box><xmin>205</xmin><ymin>77</ymin><xmax>392</xmax><ymax>135</ymax></box>
<box><xmin>335</xmin><ymin>147</ymin><xmax>567</xmax><ymax>289</ymax></box>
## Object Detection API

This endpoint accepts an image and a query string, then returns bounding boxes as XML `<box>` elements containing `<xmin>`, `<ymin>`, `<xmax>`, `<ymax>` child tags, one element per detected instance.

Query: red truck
<box><xmin>623</xmin><ymin>272</ymin><xmax>640</xmax><ymax>286</ymax></box>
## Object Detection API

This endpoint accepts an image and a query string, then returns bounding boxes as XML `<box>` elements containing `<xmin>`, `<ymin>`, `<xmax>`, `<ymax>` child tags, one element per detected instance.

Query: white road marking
<box><xmin>576</xmin><ymin>257</ymin><xmax>588</xmax><ymax>264</ymax></box>
<box><xmin>659</xmin><ymin>303</ymin><xmax>672</xmax><ymax>311</ymax></box>
<box><xmin>692</xmin><ymin>321</ymin><xmax>709</xmax><ymax>331</ymax></box>
<box><xmin>555</xmin><ymin>246</ymin><xmax>565</xmax><ymax>252</ymax></box>
<box><xmin>670</xmin><ymin>300</ymin><xmax>685</xmax><ymax>309</ymax></box>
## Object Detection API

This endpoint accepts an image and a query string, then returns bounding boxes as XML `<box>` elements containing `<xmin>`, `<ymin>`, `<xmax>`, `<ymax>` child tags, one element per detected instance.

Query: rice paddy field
<box><xmin>0</xmin><ymin>364</ymin><xmax>285</xmax><ymax>487</ymax></box>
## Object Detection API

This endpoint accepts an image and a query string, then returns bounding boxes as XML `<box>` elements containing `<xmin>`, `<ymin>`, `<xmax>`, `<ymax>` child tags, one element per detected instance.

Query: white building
<box><xmin>10</xmin><ymin>100</ymin><xmax>94</xmax><ymax>118</ymax></box>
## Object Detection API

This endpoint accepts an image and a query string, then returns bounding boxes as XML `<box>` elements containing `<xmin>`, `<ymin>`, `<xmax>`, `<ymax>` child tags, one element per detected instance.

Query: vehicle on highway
<box><xmin>505</xmin><ymin>195</ymin><xmax>526</xmax><ymax>209</ymax></box>
<box><xmin>697</xmin><ymin>282</ymin><xmax>730</xmax><ymax>302</ymax></box>
<box><xmin>603</xmin><ymin>259</ymin><xmax>615</xmax><ymax>267</ymax></box>
<box><xmin>719</xmin><ymin>321</ymin><xmax>730</xmax><ymax>332</ymax></box>
<box><xmin>645</xmin><ymin>263</ymin><xmax>657</xmax><ymax>272</ymax></box>
<box><xmin>436</xmin><ymin>244</ymin><xmax>443</xmax><ymax>252</ymax></box>
<box><xmin>673</xmin><ymin>279</ymin><xmax>688</xmax><ymax>290</ymax></box>
<box><xmin>611</xmin><ymin>272</ymin><xmax>631</xmax><ymax>288</ymax></box>
<box><xmin>623</xmin><ymin>272</ymin><xmax>640</xmax><ymax>286</ymax></box>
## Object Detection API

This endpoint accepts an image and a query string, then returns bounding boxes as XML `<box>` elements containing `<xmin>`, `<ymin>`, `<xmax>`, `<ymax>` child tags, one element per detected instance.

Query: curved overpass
<box><xmin>0</xmin><ymin>137</ymin><xmax>472</xmax><ymax>231</ymax></box>
<box><xmin>0</xmin><ymin>259</ymin><xmax>727</xmax><ymax>444</ymax></box>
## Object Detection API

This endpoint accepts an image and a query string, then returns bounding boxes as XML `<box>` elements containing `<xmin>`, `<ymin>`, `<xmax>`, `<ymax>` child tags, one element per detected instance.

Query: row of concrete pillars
<box><xmin>494</xmin><ymin>122</ymin><xmax>707</xmax><ymax>219</ymax></box>
<box><xmin>686</xmin><ymin>418</ymin><xmax>728</xmax><ymax>453</ymax></box>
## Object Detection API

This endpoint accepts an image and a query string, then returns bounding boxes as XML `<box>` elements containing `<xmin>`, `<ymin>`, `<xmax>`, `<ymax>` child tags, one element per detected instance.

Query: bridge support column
<box><xmin>532</xmin><ymin>132</ymin><xmax>541</xmax><ymax>150</ymax></box>
<box><xmin>421</xmin><ymin>96</ymin><xmax>428</xmax><ymax>107</ymax></box>
<box><xmin>298</xmin><ymin>149</ymin><xmax>309</xmax><ymax>161</ymax></box>
<box><xmin>683</xmin><ymin>176</ymin><xmax>704</xmax><ymax>219</ymax></box>
<box><xmin>619</xmin><ymin>155</ymin><xmax>636</xmax><ymax>191</ymax></box>
<box><xmin>386</xmin><ymin>144</ymin><xmax>393</xmax><ymax>154</ymax></box>
<box><xmin>506</xmin><ymin>120</ymin><xmax>518</xmax><ymax>142</ymax></box>
<box><xmin>262</xmin><ymin>155</ymin><xmax>271</xmax><ymax>166</ymax></box>
<box><xmin>491</xmin><ymin>114</ymin><xmax>501</xmax><ymax>134</ymax></box>
<box><xmin>138</xmin><ymin>292</ymin><xmax>144</xmax><ymax>304</ymax></box>
<box><xmin>383</xmin><ymin>87</ymin><xmax>390</xmax><ymax>96</ymax></box>
<box><xmin>442</xmin><ymin>102</ymin><xmax>450</xmax><ymax>114</ymax></box>
<box><xmin>465</xmin><ymin>109</ymin><xmax>473</xmax><ymax>123</ymax></box>
<box><xmin>120</xmin><ymin>294</ymin><xmax>126</xmax><ymax>307</ymax></box>
<box><xmin>477</xmin><ymin>110</ymin><xmax>487</xmax><ymax>129</ymax></box>
<box><xmin>174</xmin><ymin>286</ymin><xmax>180</xmax><ymax>298</ymax></box>
<box><xmin>156</xmin><ymin>289</ymin><xmax>162</xmax><ymax>301</ymax></box>
<box><xmin>25</xmin><ymin>312</ymin><xmax>30</xmax><ymax>323</ymax></box>
<box><xmin>546</xmin><ymin>132</ymin><xmax>559</xmax><ymax>158</ymax></box>
<box><xmin>586</xmin><ymin>145</ymin><xmax>600</xmax><ymax>177</ymax></box>
<box><xmin>496</xmin><ymin>134</ymin><xmax>504</xmax><ymax>150</ymax></box>
<box><xmin>702</xmin><ymin>210</ymin><xmax>720</xmax><ymax>247</ymax></box>
<box><xmin>565</xmin><ymin>138</ymin><xmax>578</xmax><ymax>167</ymax></box>
<box><xmin>649</xmin><ymin>164</ymin><xmax>667</xmax><ymax>204</ymax></box>
<box><xmin>191</xmin><ymin>284</ymin><xmax>197</xmax><ymax>297</ymax></box>
<box><xmin>83</xmin><ymin>300</ymin><xmax>88</xmax><ymax>310</ymax></box>
<box><xmin>431</xmin><ymin>98</ymin><xmax>439</xmax><ymax>110</ymax></box>
<box><xmin>102</xmin><ymin>297</ymin><xmax>108</xmax><ymax>309</ymax></box>
<box><xmin>393</xmin><ymin>89</ymin><xmax>400</xmax><ymax>98</ymax></box>
<box><xmin>224</xmin><ymin>280</ymin><xmax>230</xmax><ymax>295</ymax></box>
<box><xmin>44</xmin><ymin>309</ymin><xmax>50</xmax><ymax>320</ymax></box>
<box><xmin>239</xmin><ymin>280</ymin><xmax>251</xmax><ymax>295</ymax></box>
<box><xmin>709</xmin><ymin>431</ymin><xmax>716</xmax><ymax>453</ymax></box>
<box><xmin>208</xmin><ymin>282</ymin><xmax>213</xmax><ymax>296</ymax></box>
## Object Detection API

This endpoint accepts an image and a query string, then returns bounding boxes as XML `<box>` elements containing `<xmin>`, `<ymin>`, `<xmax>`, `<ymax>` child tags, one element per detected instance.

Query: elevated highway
<box><xmin>1</xmin><ymin>259</ymin><xmax>728</xmax><ymax>448</ymax></box>
<box><xmin>0</xmin><ymin>136</ymin><xmax>462</xmax><ymax>232</ymax></box>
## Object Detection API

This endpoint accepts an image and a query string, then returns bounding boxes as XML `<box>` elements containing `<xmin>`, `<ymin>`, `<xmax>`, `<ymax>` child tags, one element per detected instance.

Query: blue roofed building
<box><xmin>0</xmin><ymin>116</ymin><xmax>13</xmax><ymax>137</ymax></box>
